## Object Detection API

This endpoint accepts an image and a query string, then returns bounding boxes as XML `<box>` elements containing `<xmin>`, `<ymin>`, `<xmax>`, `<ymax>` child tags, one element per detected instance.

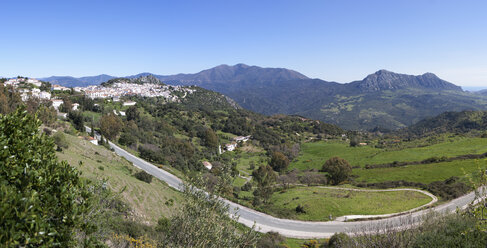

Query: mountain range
<box><xmin>40</xmin><ymin>64</ymin><xmax>487</xmax><ymax>130</ymax></box>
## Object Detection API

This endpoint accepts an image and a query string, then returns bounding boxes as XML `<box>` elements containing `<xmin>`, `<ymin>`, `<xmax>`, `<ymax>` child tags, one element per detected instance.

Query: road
<box><xmin>85</xmin><ymin>127</ymin><xmax>483</xmax><ymax>238</ymax></box>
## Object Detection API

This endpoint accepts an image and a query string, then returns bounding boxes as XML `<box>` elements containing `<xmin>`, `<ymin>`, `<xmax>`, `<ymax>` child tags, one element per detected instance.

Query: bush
<box><xmin>134</xmin><ymin>170</ymin><xmax>153</xmax><ymax>183</ymax></box>
<box><xmin>0</xmin><ymin>108</ymin><xmax>92</xmax><ymax>246</ymax></box>
<box><xmin>295</xmin><ymin>204</ymin><xmax>306</xmax><ymax>214</ymax></box>
<box><xmin>328</xmin><ymin>233</ymin><xmax>350</xmax><ymax>248</ymax></box>
<box><xmin>321</xmin><ymin>157</ymin><xmax>352</xmax><ymax>185</ymax></box>
<box><xmin>53</xmin><ymin>131</ymin><xmax>69</xmax><ymax>149</ymax></box>
<box><xmin>256</xmin><ymin>232</ymin><xmax>286</xmax><ymax>248</ymax></box>
<box><xmin>269</xmin><ymin>151</ymin><xmax>290</xmax><ymax>172</ymax></box>
<box><xmin>241</xmin><ymin>182</ymin><xmax>253</xmax><ymax>191</ymax></box>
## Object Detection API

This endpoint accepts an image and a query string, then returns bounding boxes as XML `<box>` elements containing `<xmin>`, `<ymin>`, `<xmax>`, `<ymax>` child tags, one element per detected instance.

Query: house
<box><xmin>72</xmin><ymin>103</ymin><xmax>80</xmax><ymax>111</ymax></box>
<box><xmin>51</xmin><ymin>99</ymin><xmax>64</xmax><ymax>110</ymax></box>
<box><xmin>38</xmin><ymin>91</ymin><xmax>51</xmax><ymax>100</ymax></box>
<box><xmin>119</xmin><ymin>111</ymin><xmax>126</xmax><ymax>116</ymax></box>
<box><xmin>113</xmin><ymin>96</ymin><xmax>120</xmax><ymax>102</ymax></box>
<box><xmin>202</xmin><ymin>161</ymin><xmax>212</xmax><ymax>170</ymax></box>
<box><xmin>88</xmin><ymin>137</ymin><xmax>98</xmax><ymax>145</ymax></box>
<box><xmin>359</xmin><ymin>142</ymin><xmax>368</xmax><ymax>146</ymax></box>
<box><xmin>234</xmin><ymin>135</ymin><xmax>251</xmax><ymax>143</ymax></box>
<box><xmin>27</xmin><ymin>78</ymin><xmax>42</xmax><ymax>87</ymax></box>
<box><xmin>225</xmin><ymin>143</ymin><xmax>237</xmax><ymax>151</ymax></box>
<box><xmin>123</xmin><ymin>101</ymin><xmax>137</xmax><ymax>106</ymax></box>
<box><xmin>52</xmin><ymin>84</ymin><xmax>70</xmax><ymax>91</ymax></box>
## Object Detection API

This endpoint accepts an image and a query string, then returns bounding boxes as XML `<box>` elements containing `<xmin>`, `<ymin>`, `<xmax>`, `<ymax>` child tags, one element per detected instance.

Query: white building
<box><xmin>72</xmin><ymin>103</ymin><xmax>80</xmax><ymax>111</ymax></box>
<box><xmin>123</xmin><ymin>101</ymin><xmax>137</xmax><ymax>106</ymax></box>
<box><xmin>234</xmin><ymin>135</ymin><xmax>251</xmax><ymax>143</ymax></box>
<box><xmin>89</xmin><ymin>137</ymin><xmax>98</xmax><ymax>145</ymax></box>
<box><xmin>225</xmin><ymin>143</ymin><xmax>237</xmax><ymax>151</ymax></box>
<box><xmin>51</xmin><ymin>99</ymin><xmax>64</xmax><ymax>110</ymax></box>
<box><xmin>202</xmin><ymin>161</ymin><xmax>212</xmax><ymax>170</ymax></box>
<box><xmin>27</xmin><ymin>78</ymin><xmax>42</xmax><ymax>87</ymax></box>
<box><xmin>38</xmin><ymin>91</ymin><xmax>51</xmax><ymax>100</ymax></box>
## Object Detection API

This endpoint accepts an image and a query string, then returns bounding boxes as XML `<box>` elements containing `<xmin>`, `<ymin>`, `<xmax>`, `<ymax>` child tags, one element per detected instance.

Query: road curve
<box><xmin>85</xmin><ymin>127</ymin><xmax>482</xmax><ymax>238</ymax></box>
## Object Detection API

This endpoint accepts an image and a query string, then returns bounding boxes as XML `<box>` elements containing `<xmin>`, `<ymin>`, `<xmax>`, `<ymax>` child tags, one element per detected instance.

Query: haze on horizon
<box><xmin>1</xmin><ymin>0</ymin><xmax>486</xmax><ymax>87</ymax></box>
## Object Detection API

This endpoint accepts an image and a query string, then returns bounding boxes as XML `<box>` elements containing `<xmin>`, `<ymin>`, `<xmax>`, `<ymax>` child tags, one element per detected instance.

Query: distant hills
<box><xmin>400</xmin><ymin>110</ymin><xmax>487</xmax><ymax>137</ymax></box>
<box><xmin>40</xmin><ymin>64</ymin><xmax>487</xmax><ymax>130</ymax></box>
<box><xmin>41</xmin><ymin>74</ymin><xmax>115</xmax><ymax>87</ymax></box>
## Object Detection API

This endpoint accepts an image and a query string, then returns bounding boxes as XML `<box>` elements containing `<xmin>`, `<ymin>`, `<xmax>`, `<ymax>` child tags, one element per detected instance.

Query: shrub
<box><xmin>134</xmin><ymin>170</ymin><xmax>153</xmax><ymax>183</ymax></box>
<box><xmin>328</xmin><ymin>233</ymin><xmax>350</xmax><ymax>248</ymax></box>
<box><xmin>0</xmin><ymin>108</ymin><xmax>92</xmax><ymax>246</ymax></box>
<box><xmin>321</xmin><ymin>157</ymin><xmax>352</xmax><ymax>185</ymax></box>
<box><xmin>295</xmin><ymin>204</ymin><xmax>306</xmax><ymax>214</ymax></box>
<box><xmin>241</xmin><ymin>182</ymin><xmax>253</xmax><ymax>191</ymax></box>
<box><xmin>53</xmin><ymin>131</ymin><xmax>69</xmax><ymax>149</ymax></box>
<box><xmin>256</xmin><ymin>232</ymin><xmax>285</xmax><ymax>248</ymax></box>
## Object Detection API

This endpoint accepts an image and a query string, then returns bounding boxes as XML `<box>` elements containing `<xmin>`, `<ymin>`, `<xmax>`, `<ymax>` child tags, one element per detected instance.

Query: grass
<box><xmin>290</xmin><ymin>137</ymin><xmax>487</xmax><ymax>170</ymax></box>
<box><xmin>354</xmin><ymin>158</ymin><xmax>487</xmax><ymax>184</ymax></box>
<box><xmin>263</xmin><ymin>186</ymin><xmax>432</xmax><ymax>221</ymax></box>
<box><xmin>56</xmin><ymin>133</ymin><xmax>182</xmax><ymax>224</ymax></box>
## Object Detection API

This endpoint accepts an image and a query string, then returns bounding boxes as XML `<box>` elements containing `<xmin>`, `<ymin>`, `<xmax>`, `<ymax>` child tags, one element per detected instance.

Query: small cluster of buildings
<box><xmin>4</xmin><ymin>78</ymin><xmax>52</xmax><ymax>101</ymax></box>
<box><xmin>221</xmin><ymin>135</ymin><xmax>251</xmax><ymax>153</ymax></box>
<box><xmin>78</xmin><ymin>82</ymin><xmax>195</xmax><ymax>101</ymax></box>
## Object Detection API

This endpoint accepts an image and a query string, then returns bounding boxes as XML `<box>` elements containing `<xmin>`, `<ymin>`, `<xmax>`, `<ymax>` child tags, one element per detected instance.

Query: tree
<box><xmin>39</xmin><ymin>81</ymin><xmax>51</xmax><ymax>92</ymax></box>
<box><xmin>350</xmin><ymin>137</ymin><xmax>359</xmax><ymax>147</ymax></box>
<box><xmin>321</xmin><ymin>157</ymin><xmax>352</xmax><ymax>185</ymax></box>
<box><xmin>126</xmin><ymin>105</ymin><xmax>139</xmax><ymax>122</ymax></box>
<box><xmin>36</xmin><ymin>105</ymin><xmax>57</xmax><ymax>126</ymax></box>
<box><xmin>0</xmin><ymin>84</ymin><xmax>22</xmax><ymax>114</ymax></box>
<box><xmin>53</xmin><ymin>131</ymin><xmax>69</xmax><ymax>149</ymax></box>
<box><xmin>269</xmin><ymin>151</ymin><xmax>289</xmax><ymax>172</ymax></box>
<box><xmin>100</xmin><ymin>113</ymin><xmax>123</xmax><ymax>140</ymax></box>
<box><xmin>252</xmin><ymin>165</ymin><xmax>277</xmax><ymax>204</ymax></box>
<box><xmin>203</xmin><ymin>128</ymin><xmax>219</xmax><ymax>149</ymax></box>
<box><xmin>278</xmin><ymin>171</ymin><xmax>298</xmax><ymax>189</ymax></box>
<box><xmin>67</xmin><ymin>110</ymin><xmax>85</xmax><ymax>132</ymax></box>
<box><xmin>90</xmin><ymin>120</ymin><xmax>95</xmax><ymax>137</ymax></box>
<box><xmin>0</xmin><ymin>108</ymin><xmax>92</xmax><ymax>246</ymax></box>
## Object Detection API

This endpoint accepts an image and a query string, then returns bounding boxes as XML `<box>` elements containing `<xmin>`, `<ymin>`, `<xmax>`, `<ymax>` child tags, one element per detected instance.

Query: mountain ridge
<box><xmin>38</xmin><ymin>64</ymin><xmax>487</xmax><ymax>131</ymax></box>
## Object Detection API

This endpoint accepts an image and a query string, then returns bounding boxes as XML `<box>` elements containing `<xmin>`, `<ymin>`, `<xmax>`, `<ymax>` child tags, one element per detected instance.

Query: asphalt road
<box><xmin>85</xmin><ymin>127</ymin><xmax>483</xmax><ymax>238</ymax></box>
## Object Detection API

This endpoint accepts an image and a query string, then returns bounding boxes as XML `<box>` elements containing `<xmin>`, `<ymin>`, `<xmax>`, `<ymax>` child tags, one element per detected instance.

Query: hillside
<box><xmin>399</xmin><ymin>110</ymin><xmax>487</xmax><ymax>137</ymax></box>
<box><xmin>56</xmin><ymin>132</ymin><xmax>182</xmax><ymax>223</ymax></box>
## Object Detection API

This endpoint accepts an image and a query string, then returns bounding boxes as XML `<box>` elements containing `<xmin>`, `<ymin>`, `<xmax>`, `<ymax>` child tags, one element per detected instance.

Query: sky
<box><xmin>1</xmin><ymin>0</ymin><xmax>486</xmax><ymax>87</ymax></box>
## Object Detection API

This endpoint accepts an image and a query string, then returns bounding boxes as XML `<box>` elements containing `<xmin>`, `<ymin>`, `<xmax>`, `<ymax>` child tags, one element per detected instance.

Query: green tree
<box><xmin>321</xmin><ymin>157</ymin><xmax>352</xmax><ymax>185</ymax></box>
<box><xmin>53</xmin><ymin>131</ymin><xmax>69</xmax><ymax>149</ymax></box>
<box><xmin>126</xmin><ymin>105</ymin><xmax>140</xmax><ymax>122</ymax></box>
<box><xmin>100</xmin><ymin>113</ymin><xmax>123</xmax><ymax>140</ymax></box>
<box><xmin>203</xmin><ymin>128</ymin><xmax>219</xmax><ymax>149</ymax></box>
<box><xmin>269</xmin><ymin>151</ymin><xmax>289</xmax><ymax>172</ymax></box>
<box><xmin>252</xmin><ymin>165</ymin><xmax>277</xmax><ymax>204</ymax></box>
<box><xmin>36</xmin><ymin>105</ymin><xmax>57</xmax><ymax>126</ymax></box>
<box><xmin>0</xmin><ymin>108</ymin><xmax>91</xmax><ymax>247</ymax></box>
<box><xmin>0</xmin><ymin>84</ymin><xmax>22</xmax><ymax>114</ymax></box>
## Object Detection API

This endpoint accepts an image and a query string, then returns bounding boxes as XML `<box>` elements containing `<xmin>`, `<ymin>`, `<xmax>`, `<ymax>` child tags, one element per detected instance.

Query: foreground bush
<box><xmin>134</xmin><ymin>170</ymin><xmax>153</xmax><ymax>183</ymax></box>
<box><xmin>0</xmin><ymin>108</ymin><xmax>92</xmax><ymax>246</ymax></box>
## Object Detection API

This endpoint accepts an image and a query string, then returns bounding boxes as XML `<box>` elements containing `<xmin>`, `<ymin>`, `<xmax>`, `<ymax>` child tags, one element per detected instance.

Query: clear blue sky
<box><xmin>1</xmin><ymin>0</ymin><xmax>486</xmax><ymax>86</ymax></box>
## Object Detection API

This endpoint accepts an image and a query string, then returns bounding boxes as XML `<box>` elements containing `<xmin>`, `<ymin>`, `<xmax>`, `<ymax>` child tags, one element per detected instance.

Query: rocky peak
<box><xmin>354</xmin><ymin>70</ymin><xmax>462</xmax><ymax>92</ymax></box>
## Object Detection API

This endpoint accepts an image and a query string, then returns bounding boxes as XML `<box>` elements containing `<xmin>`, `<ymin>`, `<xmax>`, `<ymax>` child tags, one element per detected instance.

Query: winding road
<box><xmin>85</xmin><ymin>127</ymin><xmax>483</xmax><ymax>238</ymax></box>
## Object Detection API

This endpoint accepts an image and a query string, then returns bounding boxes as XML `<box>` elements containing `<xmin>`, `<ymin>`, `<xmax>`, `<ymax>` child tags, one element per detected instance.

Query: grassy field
<box><xmin>354</xmin><ymin>158</ymin><xmax>487</xmax><ymax>184</ymax></box>
<box><xmin>290</xmin><ymin>137</ymin><xmax>487</xmax><ymax>170</ymax></box>
<box><xmin>263</xmin><ymin>186</ymin><xmax>431</xmax><ymax>221</ymax></box>
<box><xmin>56</xmin><ymin>133</ymin><xmax>182</xmax><ymax>224</ymax></box>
